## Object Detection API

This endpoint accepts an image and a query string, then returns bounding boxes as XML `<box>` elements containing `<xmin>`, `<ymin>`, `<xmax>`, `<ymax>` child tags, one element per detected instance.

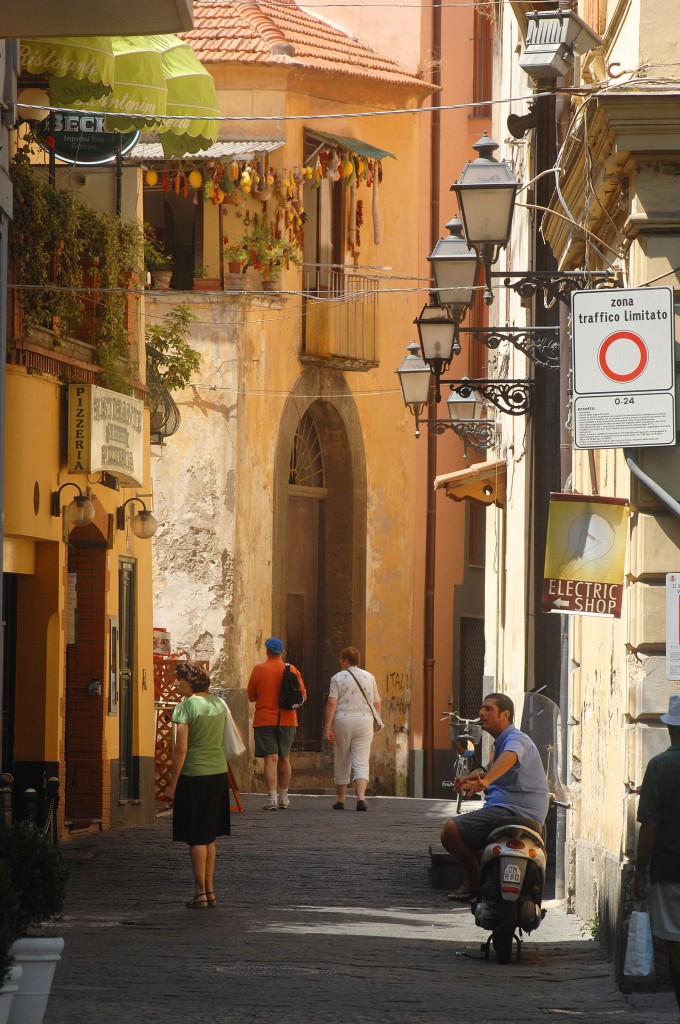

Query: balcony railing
<box><xmin>302</xmin><ymin>268</ymin><xmax>379</xmax><ymax>369</ymax></box>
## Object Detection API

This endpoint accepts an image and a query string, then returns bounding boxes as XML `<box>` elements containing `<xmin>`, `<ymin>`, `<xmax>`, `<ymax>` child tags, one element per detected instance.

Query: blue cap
<box><xmin>265</xmin><ymin>637</ymin><xmax>284</xmax><ymax>654</ymax></box>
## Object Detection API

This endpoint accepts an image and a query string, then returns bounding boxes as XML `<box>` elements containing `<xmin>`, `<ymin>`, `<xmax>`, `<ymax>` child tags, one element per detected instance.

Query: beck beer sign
<box><xmin>542</xmin><ymin>493</ymin><xmax>629</xmax><ymax>617</ymax></box>
<box><xmin>36</xmin><ymin>111</ymin><xmax>139</xmax><ymax>165</ymax></box>
<box><xmin>68</xmin><ymin>384</ymin><xmax>144</xmax><ymax>487</ymax></box>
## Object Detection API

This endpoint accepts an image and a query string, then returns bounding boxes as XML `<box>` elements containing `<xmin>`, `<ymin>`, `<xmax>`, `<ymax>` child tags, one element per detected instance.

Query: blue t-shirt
<box><xmin>484</xmin><ymin>725</ymin><xmax>550</xmax><ymax>823</ymax></box>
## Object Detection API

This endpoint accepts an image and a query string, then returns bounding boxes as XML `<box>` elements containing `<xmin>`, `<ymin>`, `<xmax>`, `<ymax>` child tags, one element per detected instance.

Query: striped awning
<box><xmin>129</xmin><ymin>139</ymin><xmax>285</xmax><ymax>162</ymax></box>
<box><xmin>20</xmin><ymin>34</ymin><xmax>220</xmax><ymax>157</ymax></box>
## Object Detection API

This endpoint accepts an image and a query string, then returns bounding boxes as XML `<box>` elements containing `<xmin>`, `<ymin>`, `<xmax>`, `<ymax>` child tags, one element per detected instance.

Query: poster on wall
<box><xmin>542</xmin><ymin>493</ymin><xmax>629</xmax><ymax>617</ymax></box>
<box><xmin>665</xmin><ymin>574</ymin><xmax>680</xmax><ymax>680</ymax></box>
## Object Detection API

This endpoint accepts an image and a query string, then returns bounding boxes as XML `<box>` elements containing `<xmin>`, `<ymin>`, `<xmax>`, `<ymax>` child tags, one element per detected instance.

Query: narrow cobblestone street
<box><xmin>45</xmin><ymin>794</ymin><xmax>676</xmax><ymax>1024</ymax></box>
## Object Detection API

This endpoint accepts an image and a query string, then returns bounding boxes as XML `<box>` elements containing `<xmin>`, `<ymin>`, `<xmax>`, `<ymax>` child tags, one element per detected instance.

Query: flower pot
<box><xmin>193</xmin><ymin>277</ymin><xmax>221</xmax><ymax>291</ymax></box>
<box><xmin>0</xmin><ymin>967</ymin><xmax>22</xmax><ymax>1024</ymax></box>
<box><xmin>227</xmin><ymin>261</ymin><xmax>244</xmax><ymax>274</ymax></box>
<box><xmin>9</xmin><ymin>937</ymin><xmax>64</xmax><ymax>1024</ymax></box>
<box><xmin>261</xmin><ymin>272</ymin><xmax>282</xmax><ymax>291</ymax></box>
<box><xmin>150</xmin><ymin>270</ymin><xmax>172</xmax><ymax>290</ymax></box>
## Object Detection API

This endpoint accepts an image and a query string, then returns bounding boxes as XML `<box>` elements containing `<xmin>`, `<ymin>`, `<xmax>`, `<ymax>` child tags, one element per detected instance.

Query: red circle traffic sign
<box><xmin>597</xmin><ymin>330</ymin><xmax>648</xmax><ymax>382</ymax></box>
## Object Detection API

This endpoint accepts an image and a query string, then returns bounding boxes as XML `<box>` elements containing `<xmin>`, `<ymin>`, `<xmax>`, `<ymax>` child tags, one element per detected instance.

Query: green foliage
<box><xmin>0</xmin><ymin>823</ymin><xmax>69</xmax><ymax>936</ymax></box>
<box><xmin>145</xmin><ymin>304</ymin><xmax>201</xmax><ymax>392</ymax></box>
<box><xmin>0</xmin><ymin>860</ymin><xmax>20</xmax><ymax>986</ymax></box>
<box><xmin>9</xmin><ymin>146</ymin><xmax>144</xmax><ymax>395</ymax></box>
<box><xmin>143</xmin><ymin>224</ymin><xmax>173</xmax><ymax>270</ymax></box>
<box><xmin>194</xmin><ymin>264</ymin><xmax>209</xmax><ymax>278</ymax></box>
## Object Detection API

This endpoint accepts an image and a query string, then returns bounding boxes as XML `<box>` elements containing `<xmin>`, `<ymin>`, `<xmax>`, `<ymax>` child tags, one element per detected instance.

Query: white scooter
<box><xmin>468</xmin><ymin>693</ymin><xmax>569</xmax><ymax>963</ymax></box>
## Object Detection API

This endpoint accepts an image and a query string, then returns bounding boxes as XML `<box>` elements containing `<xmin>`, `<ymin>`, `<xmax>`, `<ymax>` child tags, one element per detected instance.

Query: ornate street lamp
<box><xmin>116</xmin><ymin>496</ymin><xmax>158</xmax><ymax>539</ymax></box>
<box><xmin>450</xmin><ymin>134</ymin><xmax>518</xmax><ymax>305</ymax></box>
<box><xmin>414</xmin><ymin>301</ymin><xmax>458</xmax><ymax>402</ymax></box>
<box><xmin>427</xmin><ymin>217</ymin><xmax>480</xmax><ymax>316</ymax></box>
<box><xmin>396</xmin><ymin>342</ymin><xmax>432</xmax><ymax>434</ymax></box>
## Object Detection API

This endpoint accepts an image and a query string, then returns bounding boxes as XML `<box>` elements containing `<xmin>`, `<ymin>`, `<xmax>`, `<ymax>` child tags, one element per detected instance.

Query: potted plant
<box><xmin>192</xmin><ymin>263</ymin><xmax>221</xmax><ymax>292</ymax></box>
<box><xmin>0</xmin><ymin>862</ymin><xmax>21</xmax><ymax>1024</ymax></box>
<box><xmin>248</xmin><ymin>227</ymin><xmax>302</xmax><ymax>290</ymax></box>
<box><xmin>144</xmin><ymin>225</ymin><xmax>174</xmax><ymax>290</ymax></box>
<box><xmin>0</xmin><ymin>823</ymin><xmax>69</xmax><ymax>1024</ymax></box>
<box><xmin>223</xmin><ymin>237</ymin><xmax>250</xmax><ymax>274</ymax></box>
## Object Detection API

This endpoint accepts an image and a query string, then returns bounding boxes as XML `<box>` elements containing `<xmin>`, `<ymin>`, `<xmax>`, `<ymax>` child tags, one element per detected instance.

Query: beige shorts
<box><xmin>648</xmin><ymin>882</ymin><xmax>680</xmax><ymax>942</ymax></box>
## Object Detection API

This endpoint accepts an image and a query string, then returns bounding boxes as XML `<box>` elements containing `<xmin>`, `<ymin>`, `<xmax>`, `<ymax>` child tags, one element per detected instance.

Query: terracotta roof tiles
<box><xmin>184</xmin><ymin>0</ymin><xmax>427</xmax><ymax>88</ymax></box>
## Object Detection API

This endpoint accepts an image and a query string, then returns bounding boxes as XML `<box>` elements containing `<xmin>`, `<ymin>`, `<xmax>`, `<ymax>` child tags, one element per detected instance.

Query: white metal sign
<box><xmin>571</xmin><ymin>286</ymin><xmax>675</xmax><ymax>449</ymax></box>
<box><xmin>666</xmin><ymin>573</ymin><xmax>680</xmax><ymax>681</ymax></box>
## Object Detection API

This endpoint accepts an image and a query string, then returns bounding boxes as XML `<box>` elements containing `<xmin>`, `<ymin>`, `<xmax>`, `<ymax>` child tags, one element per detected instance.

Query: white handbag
<box><xmin>220</xmin><ymin>699</ymin><xmax>246</xmax><ymax>760</ymax></box>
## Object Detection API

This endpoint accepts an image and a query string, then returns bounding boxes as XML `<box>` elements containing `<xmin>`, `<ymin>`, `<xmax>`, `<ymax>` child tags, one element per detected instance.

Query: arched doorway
<box><xmin>273</xmin><ymin>372</ymin><xmax>367</xmax><ymax>753</ymax></box>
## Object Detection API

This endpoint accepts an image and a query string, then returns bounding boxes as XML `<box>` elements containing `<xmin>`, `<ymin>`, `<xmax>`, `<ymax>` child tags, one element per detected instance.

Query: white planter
<box><xmin>0</xmin><ymin>966</ymin><xmax>23</xmax><ymax>1024</ymax></box>
<box><xmin>8</xmin><ymin>938</ymin><xmax>63</xmax><ymax>1024</ymax></box>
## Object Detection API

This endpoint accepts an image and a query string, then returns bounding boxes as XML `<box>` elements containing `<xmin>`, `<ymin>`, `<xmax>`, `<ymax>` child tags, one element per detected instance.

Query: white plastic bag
<box><xmin>220</xmin><ymin>699</ymin><xmax>246</xmax><ymax>760</ymax></box>
<box><xmin>623</xmin><ymin>909</ymin><xmax>654</xmax><ymax>978</ymax></box>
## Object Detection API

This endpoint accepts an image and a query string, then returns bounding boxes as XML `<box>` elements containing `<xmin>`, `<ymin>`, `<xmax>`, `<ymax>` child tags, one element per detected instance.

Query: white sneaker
<box><xmin>262</xmin><ymin>799</ymin><xmax>278</xmax><ymax>811</ymax></box>
<box><xmin>278</xmin><ymin>795</ymin><xmax>290</xmax><ymax>809</ymax></box>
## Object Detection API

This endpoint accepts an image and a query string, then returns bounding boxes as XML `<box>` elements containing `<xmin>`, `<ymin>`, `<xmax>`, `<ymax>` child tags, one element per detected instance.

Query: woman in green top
<box><xmin>165</xmin><ymin>661</ymin><xmax>230</xmax><ymax>908</ymax></box>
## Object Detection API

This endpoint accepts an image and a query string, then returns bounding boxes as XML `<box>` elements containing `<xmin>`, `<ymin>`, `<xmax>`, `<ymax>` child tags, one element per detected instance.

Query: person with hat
<box><xmin>247</xmin><ymin>638</ymin><xmax>306</xmax><ymax>810</ymax></box>
<box><xmin>634</xmin><ymin>693</ymin><xmax>680</xmax><ymax>1012</ymax></box>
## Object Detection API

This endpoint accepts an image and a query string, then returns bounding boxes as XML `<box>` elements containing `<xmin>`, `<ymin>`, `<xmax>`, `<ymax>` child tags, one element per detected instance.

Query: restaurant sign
<box><xmin>36</xmin><ymin>111</ymin><xmax>139</xmax><ymax>165</ymax></box>
<box><xmin>68</xmin><ymin>384</ymin><xmax>144</xmax><ymax>487</ymax></box>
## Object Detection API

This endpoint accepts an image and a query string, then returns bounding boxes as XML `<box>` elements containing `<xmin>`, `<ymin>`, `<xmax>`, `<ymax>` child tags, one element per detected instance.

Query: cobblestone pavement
<box><xmin>45</xmin><ymin>794</ymin><xmax>677</xmax><ymax>1024</ymax></box>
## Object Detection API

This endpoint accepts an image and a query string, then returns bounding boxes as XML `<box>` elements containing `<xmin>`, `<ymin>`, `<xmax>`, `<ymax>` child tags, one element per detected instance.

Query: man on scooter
<box><xmin>441</xmin><ymin>692</ymin><xmax>550</xmax><ymax>902</ymax></box>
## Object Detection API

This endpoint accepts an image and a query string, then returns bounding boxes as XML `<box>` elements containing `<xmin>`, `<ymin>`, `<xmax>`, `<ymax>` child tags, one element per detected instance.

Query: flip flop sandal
<box><xmin>186</xmin><ymin>893</ymin><xmax>208</xmax><ymax>909</ymax></box>
<box><xmin>447</xmin><ymin>889</ymin><xmax>478</xmax><ymax>903</ymax></box>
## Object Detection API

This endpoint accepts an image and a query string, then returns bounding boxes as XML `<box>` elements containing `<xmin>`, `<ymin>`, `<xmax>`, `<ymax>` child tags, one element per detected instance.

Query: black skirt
<box><xmin>172</xmin><ymin>772</ymin><xmax>231</xmax><ymax>845</ymax></box>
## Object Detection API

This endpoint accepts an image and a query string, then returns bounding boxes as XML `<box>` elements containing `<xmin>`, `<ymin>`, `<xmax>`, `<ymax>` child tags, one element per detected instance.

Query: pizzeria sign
<box><xmin>68</xmin><ymin>384</ymin><xmax>144</xmax><ymax>487</ymax></box>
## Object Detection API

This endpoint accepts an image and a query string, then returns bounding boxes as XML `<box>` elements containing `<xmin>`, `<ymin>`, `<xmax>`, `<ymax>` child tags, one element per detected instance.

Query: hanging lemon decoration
<box><xmin>188</xmin><ymin>170</ymin><xmax>203</xmax><ymax>189</ymax></box>
<box><xmin>145</xmin><ymin>168</ymin><xmax>158</xmax><ymax>186</ymax></box>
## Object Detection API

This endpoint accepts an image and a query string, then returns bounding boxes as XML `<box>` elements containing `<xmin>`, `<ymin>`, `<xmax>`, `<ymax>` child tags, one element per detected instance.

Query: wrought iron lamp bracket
<box><xmin>461</xmin><ymin>326</ymin><xmax>560</xmax><ymax>368</ymax></box>
<box><xmin>444</xmin><ymin>378</ymin><xmax>533</xmax><ymax>416</ymax></box>
<box><xmin>418</xmin><ymin>418</ymin><xmax>496</xmax><ymax>459</ymax></box>
<box><xmin>491</xmin><ymin>270</ymin><xmax>619</xmax><ymax>307</ymax></box>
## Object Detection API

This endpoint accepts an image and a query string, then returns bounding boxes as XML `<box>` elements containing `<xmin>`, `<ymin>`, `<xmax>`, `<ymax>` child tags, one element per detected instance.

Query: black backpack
<box><xmin>279</xmin><ymin>663</ymin><xmax>304</xmax><ymax>710</ymax></box>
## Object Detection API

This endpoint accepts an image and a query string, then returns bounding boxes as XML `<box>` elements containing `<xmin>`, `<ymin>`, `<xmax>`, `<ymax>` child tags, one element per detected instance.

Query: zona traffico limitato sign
<box><xmin>571</xmin><ymin>286</ymin><xmax>675</xmax><ymax>449</ymax></box>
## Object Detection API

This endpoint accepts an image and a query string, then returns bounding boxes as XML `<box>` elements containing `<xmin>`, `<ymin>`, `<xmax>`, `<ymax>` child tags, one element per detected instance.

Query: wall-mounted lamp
<box><xmin>51</xmin><ymin>482</ymin><xmax>95</xmax><ymax>528</ymax></box>
<box><xmin>116</xmin><ymin>496</ymin><xmax>158</xmax><ymax>540</ymax></box>
<box><xmin>450</xmin><ymin>133</ymin><xmax>518</xmax><ymax>306</ymax></box>
<box><xmin>17</xmin><ymin>87</ymin><xmax>51</xmax><ymax>125</ymax></box>
<box><xmin>519</xmin><ymin>8</ymin><xmax>602</xmax><ymax>83</ymax></box>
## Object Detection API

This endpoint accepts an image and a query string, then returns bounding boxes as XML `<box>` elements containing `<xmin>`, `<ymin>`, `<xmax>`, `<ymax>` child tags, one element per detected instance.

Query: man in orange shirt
<box><xmin>247</xmin><ymin>638</ymin><xmax>306</xmax><ymax>810</ymax></box>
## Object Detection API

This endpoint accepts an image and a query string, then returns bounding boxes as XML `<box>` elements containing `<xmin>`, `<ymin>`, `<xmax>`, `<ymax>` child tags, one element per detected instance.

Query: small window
<box><xmin>289</xmin><ymin>412</ymin><xmax>325</xmax><ymax>487</ymax></box>
<box><xmin>473</xmin><ymin>8</ymin><xmax>493</xmax><ymax>119</ymax></box>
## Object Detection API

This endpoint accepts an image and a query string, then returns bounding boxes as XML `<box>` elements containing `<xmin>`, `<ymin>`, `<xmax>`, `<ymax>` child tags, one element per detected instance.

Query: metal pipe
<box><xmin>624</xmin><ymin>449</ymin><xmax>680</xmax><ymax>521</ymax></box>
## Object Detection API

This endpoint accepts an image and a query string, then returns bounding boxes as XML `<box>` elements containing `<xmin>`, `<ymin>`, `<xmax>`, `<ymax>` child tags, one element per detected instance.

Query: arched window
<box><xmin>289</xmin><ymin>412</ymin><xmax>325</xmax><ymax>487</ymax></box>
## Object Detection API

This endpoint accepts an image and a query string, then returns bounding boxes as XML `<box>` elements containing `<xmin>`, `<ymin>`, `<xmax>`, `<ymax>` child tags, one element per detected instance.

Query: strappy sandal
<box><xmin>186</xmin><ymin>893</ymin><xmax>208</xmax><ymax>909</ymax></box>
<box><xmin>206</xmin><ymin>892</ymin><xmax>218</xmax><ymax>907</ymax></box>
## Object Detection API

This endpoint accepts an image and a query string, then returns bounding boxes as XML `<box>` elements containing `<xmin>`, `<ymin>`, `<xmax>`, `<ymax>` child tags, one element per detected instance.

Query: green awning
<box><xmin>20</xmin><ymin>34</ymin><xmax>220</xmax><ymax>158</ymax></box>
<box><xmin>309</xmin><ymin>130</ymin><xmax>395</xmax><ymax>161</ymax></box>
<box><xmin>20</xmin><ymin>37</ymin><xmax>116</xmax><ymax>104</ymax></box>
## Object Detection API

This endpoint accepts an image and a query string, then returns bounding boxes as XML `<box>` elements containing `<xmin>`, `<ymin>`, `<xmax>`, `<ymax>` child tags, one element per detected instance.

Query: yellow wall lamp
<box><xmin>51</xmin><ymin>482</ymin><xmax>95</xmax><ymax>528</ymax></box>
<box><xmin>116</xmin><ymin>496</ymin><xmax>158</xmax><ymax>540</ymax></box>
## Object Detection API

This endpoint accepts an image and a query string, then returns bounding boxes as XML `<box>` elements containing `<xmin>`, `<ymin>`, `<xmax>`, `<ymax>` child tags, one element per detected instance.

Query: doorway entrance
<box><xmin>274</xmin><ymin>384</ymin><xmax>367</xmax><ymax>753</ymax></box>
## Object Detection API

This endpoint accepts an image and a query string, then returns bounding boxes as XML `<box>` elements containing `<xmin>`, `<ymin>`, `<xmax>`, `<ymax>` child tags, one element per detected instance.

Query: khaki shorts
<box><xmin>648</xmin><ymin>882</ymin><xmax>680</xmax><ymax>942</ymax></box>
<box><xmin>254</xmin><ymin>725</ymin><xmax>295</xmax><ymax>758</ymax></box>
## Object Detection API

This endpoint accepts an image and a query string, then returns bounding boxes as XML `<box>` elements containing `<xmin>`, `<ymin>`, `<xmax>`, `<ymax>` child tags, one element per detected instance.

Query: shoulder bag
<box><xmin>346</xmin><ymin>668</ymin><xmax>384</xmax><ymax>732</ymax></box>
<box><xmin>219</xmin><ymin>698</ymin><xmax>246</xmax><ymax>760</ymax></box>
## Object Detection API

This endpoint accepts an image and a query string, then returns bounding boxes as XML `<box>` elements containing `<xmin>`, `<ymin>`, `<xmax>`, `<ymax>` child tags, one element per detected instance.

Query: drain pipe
<box><xmin>624</xmin><ymin>449</ymin><xmax>680</xmax><ymax>521</ymax></box>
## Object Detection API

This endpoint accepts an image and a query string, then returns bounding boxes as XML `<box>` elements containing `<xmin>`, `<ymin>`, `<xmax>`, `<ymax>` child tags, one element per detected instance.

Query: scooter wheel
<box><xmin>492</xmin><ymin>900</ymin><xmax>517</xmax><ymax>964</ymax></box>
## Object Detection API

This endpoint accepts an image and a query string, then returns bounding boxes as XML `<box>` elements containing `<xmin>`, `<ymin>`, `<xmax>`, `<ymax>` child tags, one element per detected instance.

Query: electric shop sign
<box><xmin>68</xmin><ymin>384</ymin><xmax>144</xmax><ymax>487</ymax></box>
<box><xmin>542</xmin><ymin>493</ymin><xmax>629</xmax><ymax>618</ymax></box>
<box><xmin>571</xmin><ymin>286</ymin><xmax>675</xmax><ymax>449</ymax></box>
<box><xmin>37</xmin><ymin>111</ymin><xmax>139</xmax><ymax>165</ymax></box>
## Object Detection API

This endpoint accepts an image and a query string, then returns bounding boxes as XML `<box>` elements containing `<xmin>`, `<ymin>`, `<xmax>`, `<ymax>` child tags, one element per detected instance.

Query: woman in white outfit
<box><xmin>324</xmin><ymin>646</ymin><xmax>382</xmax><ymax>811</ymax></box>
